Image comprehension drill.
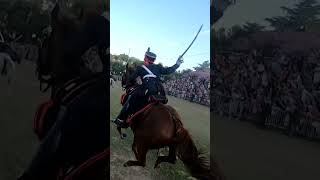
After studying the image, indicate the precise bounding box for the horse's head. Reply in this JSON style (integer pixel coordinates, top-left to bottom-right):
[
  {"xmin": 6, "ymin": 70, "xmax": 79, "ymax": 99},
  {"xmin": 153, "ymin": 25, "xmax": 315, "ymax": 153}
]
[{"xmin": 122, "ymin": 63, "xmax": 138, "ymax": 89}]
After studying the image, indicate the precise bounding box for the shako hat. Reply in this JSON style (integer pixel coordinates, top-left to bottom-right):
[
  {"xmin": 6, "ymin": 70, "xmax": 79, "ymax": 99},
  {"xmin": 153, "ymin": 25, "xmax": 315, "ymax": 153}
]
[{"xmin": 145, "ymin": 47, "xmax": 156, "ymax": 60}]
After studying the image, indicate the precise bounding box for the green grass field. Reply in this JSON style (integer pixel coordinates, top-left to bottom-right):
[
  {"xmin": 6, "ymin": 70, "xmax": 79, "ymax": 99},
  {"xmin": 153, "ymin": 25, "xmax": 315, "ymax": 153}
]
[
  {"xmin": 214, "ymin": 114, "xmax": 320, "ymax": 180},
  {"xmin": 0, "ymin": 61, "xmax": 49, "ymax": 180},
  {"xmin": 110, "ymin": 82, "xmax": 210, "ymax": 180},
  {"xmin": 2, "ymin": 62, "xmax": 320, "ymax": 180}
]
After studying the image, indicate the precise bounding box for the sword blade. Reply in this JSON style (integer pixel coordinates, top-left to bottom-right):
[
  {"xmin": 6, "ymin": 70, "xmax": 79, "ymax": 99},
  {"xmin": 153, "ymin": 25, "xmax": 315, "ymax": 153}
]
[{"xmin": 180, "ymin": 24, "xmax": 203, "ymax": 57}]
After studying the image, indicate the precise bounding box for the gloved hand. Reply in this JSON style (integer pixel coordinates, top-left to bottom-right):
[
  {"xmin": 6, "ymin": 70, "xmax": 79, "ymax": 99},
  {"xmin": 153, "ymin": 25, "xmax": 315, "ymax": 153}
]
[{"xmin": 176, "ymin": 56, "xmax": 184, "ymax": 66}]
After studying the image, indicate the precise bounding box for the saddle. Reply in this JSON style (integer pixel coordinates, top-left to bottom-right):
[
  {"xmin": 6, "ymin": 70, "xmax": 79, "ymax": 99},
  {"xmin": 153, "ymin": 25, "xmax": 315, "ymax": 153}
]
[
  {"xmin": 33, "ymin": 73, "xmax": 103, "ymax": 140},
  {"xmin": 120, "ymin": 85, "xmax": 139, "ymax": 105},
  {"xmin": 124, "ymin": 95, "xmax": 168, "ymax": 126},
  {"xmin": 148, "ymin": 95, "xmax": 168, "ymax": 104}
]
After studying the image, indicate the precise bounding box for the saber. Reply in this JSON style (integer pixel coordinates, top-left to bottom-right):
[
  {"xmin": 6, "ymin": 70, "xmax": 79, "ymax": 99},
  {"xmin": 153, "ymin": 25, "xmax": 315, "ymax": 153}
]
[{"xmin": 180, "ymin": 24, "xmax": 203, "ymax": 57}]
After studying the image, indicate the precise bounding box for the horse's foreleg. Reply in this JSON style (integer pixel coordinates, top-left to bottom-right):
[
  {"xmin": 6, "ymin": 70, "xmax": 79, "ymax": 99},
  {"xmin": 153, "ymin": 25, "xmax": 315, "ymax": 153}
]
[
  {"xmin": 154, "ymin": 145, "xmax": 177, "ymax": 168},
  {"xmin": 124, "ymin": 140, "xmax": 148, "ymax": 167}
]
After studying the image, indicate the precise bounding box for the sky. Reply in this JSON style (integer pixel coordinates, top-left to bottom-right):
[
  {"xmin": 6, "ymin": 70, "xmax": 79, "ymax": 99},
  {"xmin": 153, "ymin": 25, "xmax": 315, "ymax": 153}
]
[
  {"xmin": 215, "ymin": 0, "xmax": 301, "ymax": 29},
  {"xmin": 110, "ymin": 0, "xmax": 210, "ymax": 70}
]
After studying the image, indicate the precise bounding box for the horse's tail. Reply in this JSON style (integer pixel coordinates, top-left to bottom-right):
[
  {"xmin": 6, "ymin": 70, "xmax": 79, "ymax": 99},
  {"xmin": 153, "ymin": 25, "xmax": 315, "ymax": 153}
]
[
  {"xmin": 175, "ymin": 128, "xmax": 213, "ymax": 180},
  {"xmin": 165, "ymin": 106, "xmax": 220, "ymax": 180}
]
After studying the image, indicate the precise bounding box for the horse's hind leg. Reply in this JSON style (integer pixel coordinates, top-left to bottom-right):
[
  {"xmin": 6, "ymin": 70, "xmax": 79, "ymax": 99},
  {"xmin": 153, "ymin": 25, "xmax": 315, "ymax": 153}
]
[
  {"xmin": 154, "ymin": 145, "xmax": 177, "ymax": 168},
  {"xmin": 124, "ymin": 140, "xmax": 148, "ymax": 167}
]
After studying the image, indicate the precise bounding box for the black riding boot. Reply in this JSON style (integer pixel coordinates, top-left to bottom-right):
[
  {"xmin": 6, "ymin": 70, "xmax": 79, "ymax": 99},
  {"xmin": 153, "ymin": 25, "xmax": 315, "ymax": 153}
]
[{"xmin": 112, "ymin": 95, "xmax": 131, "ymax": 126}]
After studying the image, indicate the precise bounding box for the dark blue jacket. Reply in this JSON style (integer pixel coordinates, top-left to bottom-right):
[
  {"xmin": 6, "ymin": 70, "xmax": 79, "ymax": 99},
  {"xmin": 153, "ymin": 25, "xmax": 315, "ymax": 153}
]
[
  {"xmin": 129, "ymin": 63, "xmax": 179, "ymax": 95},
  {"xmin": 129, "ymin": 63, "xmax": 179, "ymax": 82}
]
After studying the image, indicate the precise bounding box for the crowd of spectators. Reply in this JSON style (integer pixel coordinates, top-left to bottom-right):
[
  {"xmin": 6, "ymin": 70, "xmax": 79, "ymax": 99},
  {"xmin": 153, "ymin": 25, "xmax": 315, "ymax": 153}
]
[
  {"xmin": 211, "ymin": 49, "xmax": 320, "ymax": 138},
  {"xmin": 164, "ymin": 72, "xmax": 210, "ymax": 106},
  {"xmin": 7, "ymin": 41, "xmax": 102, "ymax": 73}
]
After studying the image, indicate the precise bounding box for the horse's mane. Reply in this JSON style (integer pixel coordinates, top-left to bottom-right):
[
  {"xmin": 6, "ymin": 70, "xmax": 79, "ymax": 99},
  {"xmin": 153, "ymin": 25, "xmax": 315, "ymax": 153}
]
[{"xmin": 123, "ymin": 63, "xmax": 139, "ymax": 87}]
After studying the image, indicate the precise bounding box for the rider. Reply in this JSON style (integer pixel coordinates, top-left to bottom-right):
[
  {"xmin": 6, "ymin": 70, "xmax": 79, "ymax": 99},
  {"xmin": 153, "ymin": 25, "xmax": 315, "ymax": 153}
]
[
  {"xmin": 112, "ymin": 48, "xmax": 184, "ymax": 127},
  {"xmin": 18, "ymin": 1, "xmax": 109, "ymax": 179}
]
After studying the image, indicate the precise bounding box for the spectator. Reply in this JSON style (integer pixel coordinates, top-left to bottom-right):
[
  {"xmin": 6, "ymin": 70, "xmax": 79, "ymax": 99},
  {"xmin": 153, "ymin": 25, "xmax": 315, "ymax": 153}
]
[
  {"xmin": 211, "ymin": 49, "xmax": 320, "ymax": 138},
  {"xmin": 164, "ymin": 71, "xmax": 210, "ymax": 106}
]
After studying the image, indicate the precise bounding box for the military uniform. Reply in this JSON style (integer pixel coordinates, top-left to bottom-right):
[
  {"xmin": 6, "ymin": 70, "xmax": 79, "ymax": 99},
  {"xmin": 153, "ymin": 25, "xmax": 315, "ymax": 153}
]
[{"xmin": 112, "ymin": 48, "xmax": 183, "ymax": 127}]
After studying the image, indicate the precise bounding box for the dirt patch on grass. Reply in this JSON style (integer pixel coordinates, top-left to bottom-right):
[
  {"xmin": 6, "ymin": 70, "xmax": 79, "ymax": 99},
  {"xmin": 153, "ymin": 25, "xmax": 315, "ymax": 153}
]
[{"xmin": 110, "ymin": 151, "xmax": 153, "ymax": 180}]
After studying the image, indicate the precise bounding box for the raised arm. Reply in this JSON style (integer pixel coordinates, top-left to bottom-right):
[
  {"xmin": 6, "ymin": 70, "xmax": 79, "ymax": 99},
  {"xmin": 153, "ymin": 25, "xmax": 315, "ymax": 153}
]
[{"xmin": 159, "ymin": 56, "xmax": 184, "ymax": 75}]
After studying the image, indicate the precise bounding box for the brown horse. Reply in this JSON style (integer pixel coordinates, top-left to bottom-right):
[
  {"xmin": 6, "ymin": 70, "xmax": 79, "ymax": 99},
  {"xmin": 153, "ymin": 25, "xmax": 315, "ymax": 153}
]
[
  {"xmin": 117, "ymin": 63, "xmax": 214, "ymax": 180},
  {"xmin": 29, "ymin": 2, "xmax": 109, "ymax": 180}
]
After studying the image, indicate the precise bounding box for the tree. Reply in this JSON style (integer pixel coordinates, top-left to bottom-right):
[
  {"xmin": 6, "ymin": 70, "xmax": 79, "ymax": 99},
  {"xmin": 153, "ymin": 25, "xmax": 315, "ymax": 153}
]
[
  {"xmin": 128, "ymin": 57, "xmax": 142, "ymax": 64},
  {"xmin": 265, "ymin": 0, "xmax": 320, "ymax": 31},
  {"xmin": 111, "ymin": 54, "xmax": 119, "ymax": 61},
  {"xmin": 242, "ymin": 22, "xmax": 265, "ymax": 35},
  {"xmin": 111, "ymin": 61, "xmax": 125, "ymax": 75},
  {"xmin": 194, "ymin": 60, "xmax": 210, "ymax": 71},
  {"xmin": 1, "ymin": 0, "xmax": 50, "ymax": 42},
  {"xmin": 265, "ymin": 16, "xmax": 291, "ymax": 32},
  {"xmin": 228, "ymin": 24, "xmax": 244, "ymax": 38},
  {"xmin": 182, "ymin": 69, "xmax": 192, "ymax": 74},
  {"xmin": 117, "ymin": 53, "xmax": 129, "ymax": 63},
  {"xmin": 111, "ymin": 54, "xmax": 143, "ymax": 74}
]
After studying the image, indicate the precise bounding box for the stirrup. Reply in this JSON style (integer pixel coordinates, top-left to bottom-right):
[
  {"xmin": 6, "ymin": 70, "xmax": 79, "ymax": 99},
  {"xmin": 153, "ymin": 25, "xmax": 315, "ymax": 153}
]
[{"xmin": 112, "ymin": 118, "xmax": 124, "ymax": 126}]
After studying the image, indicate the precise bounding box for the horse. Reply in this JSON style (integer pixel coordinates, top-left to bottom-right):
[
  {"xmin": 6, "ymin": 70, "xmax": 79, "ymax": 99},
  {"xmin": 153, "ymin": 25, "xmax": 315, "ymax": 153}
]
[
  {"xmin": 116, "ymin": 62, "xmax": 214, "ymax": 180},
  {"xmin": 29, "ymin": 2, "xmax": 109, "ymax": 180}
]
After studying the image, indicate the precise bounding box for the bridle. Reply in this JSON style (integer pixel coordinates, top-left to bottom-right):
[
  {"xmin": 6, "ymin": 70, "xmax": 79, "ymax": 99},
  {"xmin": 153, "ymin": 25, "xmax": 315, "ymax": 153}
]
[{"xmin": 122, "ymin": 68, "xmax": 138, "ymax": 92}]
